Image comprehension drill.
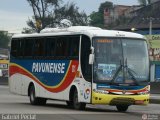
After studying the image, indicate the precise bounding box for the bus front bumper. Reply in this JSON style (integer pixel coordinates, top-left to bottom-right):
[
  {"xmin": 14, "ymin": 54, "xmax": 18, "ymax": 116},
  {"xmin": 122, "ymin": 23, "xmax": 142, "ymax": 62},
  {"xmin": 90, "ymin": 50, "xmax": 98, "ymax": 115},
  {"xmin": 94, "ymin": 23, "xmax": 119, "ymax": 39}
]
[{"xmin": 92, "ymin": 91, "xmax": 149, "ymax": 105}]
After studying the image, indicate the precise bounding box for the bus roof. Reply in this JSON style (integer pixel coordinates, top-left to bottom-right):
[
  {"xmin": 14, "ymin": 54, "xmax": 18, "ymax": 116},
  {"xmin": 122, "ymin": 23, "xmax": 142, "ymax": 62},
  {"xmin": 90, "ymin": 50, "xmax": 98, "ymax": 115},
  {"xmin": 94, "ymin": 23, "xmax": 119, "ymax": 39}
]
[{"xmin": 12, "ymin": 26, "xmax": 145, "ymax": 39}]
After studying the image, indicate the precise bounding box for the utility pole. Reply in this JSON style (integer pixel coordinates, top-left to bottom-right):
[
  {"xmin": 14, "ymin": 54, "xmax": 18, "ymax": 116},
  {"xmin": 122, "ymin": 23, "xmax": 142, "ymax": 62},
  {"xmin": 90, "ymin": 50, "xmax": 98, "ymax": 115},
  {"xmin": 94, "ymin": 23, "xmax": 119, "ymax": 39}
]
[
  {"xmin": 143, "ymin": 17, "xmax": 160, "ymax": 40},
  {"xmin": 149, "ymin": 17, "xmax": 153, "ymax": 39}
]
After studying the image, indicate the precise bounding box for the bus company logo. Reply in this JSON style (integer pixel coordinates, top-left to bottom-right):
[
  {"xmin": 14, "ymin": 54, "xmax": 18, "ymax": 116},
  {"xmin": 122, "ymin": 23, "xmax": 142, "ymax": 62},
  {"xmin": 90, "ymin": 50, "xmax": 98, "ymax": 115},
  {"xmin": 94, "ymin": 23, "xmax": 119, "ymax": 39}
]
[
  {"xmin": 84, "ymin": 89, "xmax": 90, "ymax": 99},
  {"xmin": 32, "ymin": 62, "xmax": 65, "ymax": 74}
]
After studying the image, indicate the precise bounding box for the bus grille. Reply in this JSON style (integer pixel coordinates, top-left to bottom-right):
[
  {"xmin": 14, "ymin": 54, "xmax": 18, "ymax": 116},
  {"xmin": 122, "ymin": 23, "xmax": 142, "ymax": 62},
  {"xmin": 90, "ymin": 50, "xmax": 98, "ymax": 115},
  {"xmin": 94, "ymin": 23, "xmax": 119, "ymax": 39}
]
[{"xmin": 110, "ymin": 97, "xmax": 135, "ymax": 105}]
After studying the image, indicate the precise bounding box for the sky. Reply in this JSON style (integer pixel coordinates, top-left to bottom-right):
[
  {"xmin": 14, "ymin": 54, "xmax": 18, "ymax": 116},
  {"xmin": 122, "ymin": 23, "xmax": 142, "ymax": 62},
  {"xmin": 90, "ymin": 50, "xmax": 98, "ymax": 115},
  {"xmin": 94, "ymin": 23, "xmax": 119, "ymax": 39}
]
[{"xmin": 0, "ymin": 0, "xmax": 139, "ymax": 33}]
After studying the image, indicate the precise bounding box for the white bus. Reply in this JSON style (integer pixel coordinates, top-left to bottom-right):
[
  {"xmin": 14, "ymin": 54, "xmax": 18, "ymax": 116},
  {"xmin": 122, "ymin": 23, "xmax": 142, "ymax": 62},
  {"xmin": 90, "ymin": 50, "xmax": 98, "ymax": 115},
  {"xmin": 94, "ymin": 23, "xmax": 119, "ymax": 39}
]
[{"xmin": 9, "ymin": 26, "xmax": 150, "ymax": 112}]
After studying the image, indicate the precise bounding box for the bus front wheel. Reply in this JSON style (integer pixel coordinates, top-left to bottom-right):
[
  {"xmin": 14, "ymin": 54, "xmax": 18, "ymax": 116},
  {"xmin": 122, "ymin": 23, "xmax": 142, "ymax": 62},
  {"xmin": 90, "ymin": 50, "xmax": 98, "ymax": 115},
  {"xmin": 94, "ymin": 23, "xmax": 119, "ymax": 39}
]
[
  {"xmin": 116, "ymin": 105, "xmax": 128, "ymax": 112},
  {"xmin": 72, "ymin": 89, "xmax": 86, "ymax": 110},
  {"xmin": 29, "ymin": 85, "xmax": 46, "ymax": 105}
]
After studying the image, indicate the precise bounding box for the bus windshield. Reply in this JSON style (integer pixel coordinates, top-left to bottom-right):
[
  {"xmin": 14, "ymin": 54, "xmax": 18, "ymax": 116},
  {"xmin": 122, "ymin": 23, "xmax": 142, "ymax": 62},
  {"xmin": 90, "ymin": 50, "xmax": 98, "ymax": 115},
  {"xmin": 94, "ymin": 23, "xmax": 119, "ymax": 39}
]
[{"xmin": 93, "ymin": 37, "xmax": 149, "ymax": 85}]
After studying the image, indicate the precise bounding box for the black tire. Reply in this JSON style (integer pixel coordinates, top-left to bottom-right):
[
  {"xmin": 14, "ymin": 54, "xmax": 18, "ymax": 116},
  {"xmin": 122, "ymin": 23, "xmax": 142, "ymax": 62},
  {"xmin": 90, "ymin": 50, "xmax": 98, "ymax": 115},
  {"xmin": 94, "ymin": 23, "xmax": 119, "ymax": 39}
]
[
  {"xmin": 29, "ymin": 85, "xmax": 47, "ymax": 105},
  {"xmin": 72, "ymin": 89, "xmax": 86, "ymax": 110},
  {"xmin": 116, "ymin": 105, "xmax": 128, "ymax": 112},
  {"xmin": 66, "ymin": 101, "xmax": 73, "ymax": 108}
]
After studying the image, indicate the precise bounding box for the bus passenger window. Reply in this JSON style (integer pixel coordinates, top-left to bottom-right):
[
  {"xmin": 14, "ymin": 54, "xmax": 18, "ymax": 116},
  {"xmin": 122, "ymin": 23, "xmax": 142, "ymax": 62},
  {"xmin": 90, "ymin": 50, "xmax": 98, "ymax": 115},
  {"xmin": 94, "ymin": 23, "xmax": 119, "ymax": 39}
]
[
  {"xmin": 45, "ymin": 37, "xmax": 56, "ymax": 58},
  {"xmin": 50, "ymin": 40, "xmax": 56, "ymax": 56},
  {"xmin": 55, "ymin": 38, "xmax": 64, "ymax": 57},
  {"xmin": 69, "ymin": 37, "xmax": 80, "ymax": 58},
  {"xmin": 11, "ymin": 40, "xmax": 18, "ymax": 57},
  {"xmin": 24, "ymin": 39, "xmax": 33, "ymax": 57},
  {"xmin": 55, "ymin": 37, "xmax": 70, "ymax": 58},
  {"xmin": 33, "ymin": 39, "xmax": 45, "ymax": 57}
]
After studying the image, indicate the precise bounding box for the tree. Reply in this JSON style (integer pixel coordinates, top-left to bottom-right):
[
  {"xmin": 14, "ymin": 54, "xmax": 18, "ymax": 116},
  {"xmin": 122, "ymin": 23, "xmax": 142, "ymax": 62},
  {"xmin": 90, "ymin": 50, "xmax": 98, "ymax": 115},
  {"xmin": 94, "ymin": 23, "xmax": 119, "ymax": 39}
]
[
  {"xmin": 0, "ymin": 32, "xmax": 10, "ymax": 48},
  {"xmin": 54, "ymin": 3, "xmax": 89, "ymax": 26},
  {"xmin": 22, "ymin": 27, "xmax": 35, "ymax": 34},
  {"xmin": 26, "ymin": 0, "xmax": 61, "ymax": 32},
  {"xmin": 89, "ymin": 1, "xmax": 113, "ymax": 28},
  {"xmin": 90, "ymin": 1, "xmax": 113, "ymax": 28},
  {"xmin": 90, "ymin": 11, "xmax": 104, "ymax": 28},
  {"xmin": 99, "ymin": 1, "xmax": 113, "ymax": 14},
  {"xmin": 26, "ymin": 0, "xmax": 88, "ymax": 32}
]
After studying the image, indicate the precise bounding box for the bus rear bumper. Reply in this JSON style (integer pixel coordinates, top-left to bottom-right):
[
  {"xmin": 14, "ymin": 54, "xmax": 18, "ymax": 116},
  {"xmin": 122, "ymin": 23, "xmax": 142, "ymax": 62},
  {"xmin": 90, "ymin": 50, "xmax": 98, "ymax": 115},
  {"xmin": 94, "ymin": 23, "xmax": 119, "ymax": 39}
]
[{"xmin": 92, "ymin": 91, "xmax": 149, "ymax": 105}]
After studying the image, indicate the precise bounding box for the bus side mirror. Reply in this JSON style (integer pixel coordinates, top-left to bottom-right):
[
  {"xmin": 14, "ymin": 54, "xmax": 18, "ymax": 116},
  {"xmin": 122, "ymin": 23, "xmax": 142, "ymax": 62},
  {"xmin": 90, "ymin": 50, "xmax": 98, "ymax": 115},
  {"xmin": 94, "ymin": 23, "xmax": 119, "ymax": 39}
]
[{"xmin": 89, "ymin": 54, "xmax": 94, "ymax": 65}]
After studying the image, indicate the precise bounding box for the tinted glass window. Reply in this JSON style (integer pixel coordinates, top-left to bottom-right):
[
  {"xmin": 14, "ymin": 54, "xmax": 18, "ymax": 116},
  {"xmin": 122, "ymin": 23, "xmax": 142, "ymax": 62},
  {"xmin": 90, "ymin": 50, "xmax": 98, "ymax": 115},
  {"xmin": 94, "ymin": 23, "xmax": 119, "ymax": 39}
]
[
  {"xmin": 33, "ymin": 38, "xmax": 45, "ymax": 57},
  {"xmin": 24, "ymin": 39, "xmax": 34, "ymax": 57},
  {"xmin": 11, "ymin": 39, "xmax": 24, "ymax": 58},
  {"xmin": 11, "ymin": 39, "xmax": 18, "ymax": 57},
  {"xmin": 81, "ymin": 35, "xmax": 91, "ymax": 82}
]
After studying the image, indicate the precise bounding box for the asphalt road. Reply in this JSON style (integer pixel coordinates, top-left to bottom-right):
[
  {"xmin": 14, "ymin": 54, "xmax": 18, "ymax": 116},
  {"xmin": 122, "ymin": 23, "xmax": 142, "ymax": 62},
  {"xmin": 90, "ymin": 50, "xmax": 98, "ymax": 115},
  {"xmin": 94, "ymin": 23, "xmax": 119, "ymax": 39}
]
[{"xmin": 0, "ymin": 85, "xmax": 160, "ymax": 120}]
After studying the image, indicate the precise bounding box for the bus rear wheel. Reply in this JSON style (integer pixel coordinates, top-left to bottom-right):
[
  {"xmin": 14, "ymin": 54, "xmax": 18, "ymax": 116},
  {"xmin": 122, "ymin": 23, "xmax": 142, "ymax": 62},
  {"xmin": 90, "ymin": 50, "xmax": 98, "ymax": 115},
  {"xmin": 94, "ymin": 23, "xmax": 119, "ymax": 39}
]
[
  {"xmin": 72, "ymin": 89, "xmax": 86, "ymax": 110},
  {"xmin": 66, "ymin": 101, "xmax": 73, "ymax": 108},
  {"xmin": 116, "ymin": 105, "xmax": 128, "ymax": 112},
  {"xmin": 29, "ymin": 85, "xmax": 47, "ymax": 105}
]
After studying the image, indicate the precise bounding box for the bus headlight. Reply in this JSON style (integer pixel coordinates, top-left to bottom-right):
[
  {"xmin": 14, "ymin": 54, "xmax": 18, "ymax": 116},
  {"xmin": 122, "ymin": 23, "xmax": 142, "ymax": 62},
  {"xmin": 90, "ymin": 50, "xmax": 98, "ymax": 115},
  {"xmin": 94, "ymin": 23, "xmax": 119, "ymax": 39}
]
[
  {"xmin": 138, "ymin": 91, "xmax": 149, "ymax": 95},
  {"xmin": 93, "ymin": 89, "xmax": 109, "ymax": 94},
  {"xmin": 138, "ymin": 85, "xmax": 150, "ymax": 95}
]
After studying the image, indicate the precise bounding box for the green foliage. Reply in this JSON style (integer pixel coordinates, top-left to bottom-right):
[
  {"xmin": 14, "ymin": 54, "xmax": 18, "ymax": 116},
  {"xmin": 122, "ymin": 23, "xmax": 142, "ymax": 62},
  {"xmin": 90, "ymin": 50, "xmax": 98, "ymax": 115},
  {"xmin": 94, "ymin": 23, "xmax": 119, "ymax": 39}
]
[
  {"xmin": 89, "ymin": 1, "xmax": 113, "ymax": 28},
  {"xmin": 26, "ymin": 0, "xmax": 61, "ymax": 32},
  {"xmin": 53, "ymin": 2, "xmax": 89, "ymax": 26},
  {"xmin": 22, "ymin": 28, "xmax": 34, "ymax": 34},
  {"xmin": 98, "ymin": 1, "xmax": 113, "ymax": 14},
  {"xmin": 26, "ymin": 0, "xmax": 88, "ymax": 32},
  {"xmin": 0, "ymin": 32, "xmax": 10, "ymax": 48},
  {"xmin": 89, "ymin": 12, "xmax": 104, "ymax": 28}
]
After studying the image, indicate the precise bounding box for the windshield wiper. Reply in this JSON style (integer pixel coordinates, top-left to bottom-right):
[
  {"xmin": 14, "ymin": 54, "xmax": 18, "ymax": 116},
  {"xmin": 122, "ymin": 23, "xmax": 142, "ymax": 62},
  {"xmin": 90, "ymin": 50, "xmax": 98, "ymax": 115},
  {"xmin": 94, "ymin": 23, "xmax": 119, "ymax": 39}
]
[
  {"xmin": 110, "ymin": 60, "xmax": 123, "ymax": 85},
  {"xmin": 110, "ymin": 59, "xmax": 140, "ymax": 86},
  {"xmin": 124, "ymin": 58, "xmax": 140, "ymax": 85}
]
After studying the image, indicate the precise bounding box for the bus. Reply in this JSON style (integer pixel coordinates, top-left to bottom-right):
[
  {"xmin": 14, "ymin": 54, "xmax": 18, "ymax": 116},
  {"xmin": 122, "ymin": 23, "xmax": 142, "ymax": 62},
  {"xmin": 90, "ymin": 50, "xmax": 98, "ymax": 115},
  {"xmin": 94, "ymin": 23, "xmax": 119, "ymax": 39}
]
[{"xmin": 9, "ymin": 26, "xmax": 150, "ymax": 112}]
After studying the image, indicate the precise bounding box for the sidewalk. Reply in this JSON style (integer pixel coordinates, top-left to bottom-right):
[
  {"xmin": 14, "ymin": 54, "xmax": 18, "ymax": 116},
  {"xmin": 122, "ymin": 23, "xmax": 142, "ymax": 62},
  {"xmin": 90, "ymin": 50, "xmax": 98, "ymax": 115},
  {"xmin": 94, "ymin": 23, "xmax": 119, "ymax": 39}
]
[{"xmin": 150, "ymin": 94, "xmax": 160, "ymax": 104}]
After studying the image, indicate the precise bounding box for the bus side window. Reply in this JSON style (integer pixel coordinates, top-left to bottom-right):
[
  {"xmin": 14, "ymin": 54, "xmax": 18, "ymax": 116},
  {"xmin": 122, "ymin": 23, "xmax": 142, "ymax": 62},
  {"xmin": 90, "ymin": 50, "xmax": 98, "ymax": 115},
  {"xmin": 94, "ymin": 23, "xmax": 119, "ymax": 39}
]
[
  {"xmin": 33, "ymin": 38, "xmax": 45, "ymax": 57},
  {"xmin": 50, "ymin": 38, "xmax": 56, "ymax": 57},
  {"xmin": 63, "ymin": 37, "xmax": 69, "ymax": 57},
  {"xmin": 69, "ymin": 36, "xmax": 80, "ymax": 59},
  {"xmin": 55, "ymin": 38, "xmax": 63, "ymax": 57},
  {"xmin": 11, "ymin": 39, "xmax": 18, "ymax": 57},
  {"xmin": 55, "ymin": 37, "xmax": 71, "ymax": 58},
  {"xmin": 81, "ymin": 35, "xmax": 92, "ymax": 82},
  {"xmin": 11, "ymin": 39, "xmax": 24, "ymax": 58},
  {"xmin": 45, "ymin": 37, "xmax": 56, "ymax": 58},
  {"xmin": 17, "ymin": 39, "xmax": 24, "ymax": 58},
  {"xmin": 23, "ymin": 39, "xmax": 34, "ymax": 58}
]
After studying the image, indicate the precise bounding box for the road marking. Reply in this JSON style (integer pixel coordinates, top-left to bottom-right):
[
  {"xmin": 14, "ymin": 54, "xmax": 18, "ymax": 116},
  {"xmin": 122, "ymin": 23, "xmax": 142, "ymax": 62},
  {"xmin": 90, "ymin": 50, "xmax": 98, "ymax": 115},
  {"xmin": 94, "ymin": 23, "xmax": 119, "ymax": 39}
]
[{"xmin": 0, "ymin": 85, "xmax": 9, "ymax": 88}]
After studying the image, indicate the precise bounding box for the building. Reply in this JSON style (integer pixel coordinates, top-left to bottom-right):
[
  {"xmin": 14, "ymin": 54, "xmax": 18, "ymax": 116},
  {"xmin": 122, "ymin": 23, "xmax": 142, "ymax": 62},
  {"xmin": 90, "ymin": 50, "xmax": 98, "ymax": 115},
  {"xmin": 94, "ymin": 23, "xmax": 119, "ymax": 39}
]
[{"xmin": 104, "ymin": 5, "xmax": 141, "ymax": 28}]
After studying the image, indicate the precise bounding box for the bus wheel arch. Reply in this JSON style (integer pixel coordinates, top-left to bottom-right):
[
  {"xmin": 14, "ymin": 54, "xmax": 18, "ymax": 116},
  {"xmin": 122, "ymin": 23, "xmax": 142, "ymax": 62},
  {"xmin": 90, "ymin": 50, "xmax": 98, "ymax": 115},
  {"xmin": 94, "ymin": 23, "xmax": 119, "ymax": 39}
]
[
  {"xmin": 66, "ymin": 85, "xmax": 76, "ymax": 107},
  {"xmin": 68, "ymin": 85, "xmax": 86, "ymax": 110},
  {"xmin": 28, "ymin": 82, "xmax": 34, "ymax": 96},
  {"xmin": 28, "ymin": 82, "xmax": 46, "ymax": 105}
]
